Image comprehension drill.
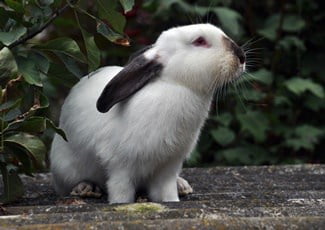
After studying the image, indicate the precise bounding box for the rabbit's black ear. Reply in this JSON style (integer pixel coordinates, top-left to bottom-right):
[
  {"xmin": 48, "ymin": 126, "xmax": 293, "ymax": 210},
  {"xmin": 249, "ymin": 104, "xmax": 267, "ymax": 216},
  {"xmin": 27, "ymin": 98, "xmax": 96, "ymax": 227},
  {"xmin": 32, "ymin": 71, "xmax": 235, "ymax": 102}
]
[{"xmin": 96, "ymin": 53, "xmax": 162, "ymax": 113}]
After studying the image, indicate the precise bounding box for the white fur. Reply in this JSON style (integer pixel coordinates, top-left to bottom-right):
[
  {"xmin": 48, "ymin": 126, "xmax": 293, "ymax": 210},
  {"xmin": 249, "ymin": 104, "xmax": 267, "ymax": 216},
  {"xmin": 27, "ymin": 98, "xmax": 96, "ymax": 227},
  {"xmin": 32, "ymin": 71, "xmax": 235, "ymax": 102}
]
[{"xmin": 50, "ymin": 24, "xmax": 244, "ymax": 204}]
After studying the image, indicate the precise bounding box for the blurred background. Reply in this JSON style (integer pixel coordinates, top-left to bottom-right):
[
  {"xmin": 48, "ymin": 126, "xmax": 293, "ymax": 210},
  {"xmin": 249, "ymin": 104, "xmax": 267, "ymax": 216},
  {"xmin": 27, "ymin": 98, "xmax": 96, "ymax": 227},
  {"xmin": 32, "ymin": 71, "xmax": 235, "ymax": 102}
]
[
  {"xmin": 54, "ymin": 0, "xmax": 325, "ymax": 166},
  {"xmin": 1, "ymin": 0, "xmax": 324, "ymax": 176}
]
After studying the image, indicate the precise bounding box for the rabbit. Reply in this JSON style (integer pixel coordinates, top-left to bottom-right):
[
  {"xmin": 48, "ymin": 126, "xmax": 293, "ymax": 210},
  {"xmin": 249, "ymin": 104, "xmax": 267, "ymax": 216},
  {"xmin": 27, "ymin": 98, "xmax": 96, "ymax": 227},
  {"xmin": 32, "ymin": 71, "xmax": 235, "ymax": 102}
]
[{"xmin": 50, "ymin": 23, "xmax": 246, "ymax": 204}]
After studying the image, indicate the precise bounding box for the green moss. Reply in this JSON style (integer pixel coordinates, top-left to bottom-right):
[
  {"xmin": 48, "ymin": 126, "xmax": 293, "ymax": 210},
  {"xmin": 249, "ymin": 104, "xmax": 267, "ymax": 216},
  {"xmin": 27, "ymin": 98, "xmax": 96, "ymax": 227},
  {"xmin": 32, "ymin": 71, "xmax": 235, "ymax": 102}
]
[{"xmin": 113, "ymin": 202, "xmax": 167, "ymax": 213}]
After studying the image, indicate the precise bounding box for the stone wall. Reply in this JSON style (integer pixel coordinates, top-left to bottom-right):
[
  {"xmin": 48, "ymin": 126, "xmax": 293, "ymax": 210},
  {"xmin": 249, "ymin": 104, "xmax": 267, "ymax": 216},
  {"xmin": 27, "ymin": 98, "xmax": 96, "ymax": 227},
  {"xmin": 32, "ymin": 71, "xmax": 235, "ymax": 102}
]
[{"xmin": 0, "ymin": 165, "xmax": 324, "ymax": 229}]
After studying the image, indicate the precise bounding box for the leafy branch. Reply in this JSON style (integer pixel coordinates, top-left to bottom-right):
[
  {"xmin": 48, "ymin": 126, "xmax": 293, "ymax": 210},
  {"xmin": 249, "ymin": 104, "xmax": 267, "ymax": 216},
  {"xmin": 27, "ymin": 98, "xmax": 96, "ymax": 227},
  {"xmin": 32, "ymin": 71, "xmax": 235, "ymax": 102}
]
[
  {"xmin": 8, "ymin": 4, "xmax": 70, "ymax": 49},
  {"xmin": 0, "ymin": 0, "xmax": 135, "ymax": 203}
]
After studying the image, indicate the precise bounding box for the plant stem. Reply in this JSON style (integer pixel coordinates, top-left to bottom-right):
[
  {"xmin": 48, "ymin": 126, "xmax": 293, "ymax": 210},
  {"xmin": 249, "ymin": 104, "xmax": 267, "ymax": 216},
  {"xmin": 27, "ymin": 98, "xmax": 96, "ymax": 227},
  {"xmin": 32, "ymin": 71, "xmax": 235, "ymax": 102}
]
[
  {"xmin": 270, "ymin": 0, "xmax": 286, "ymax": 74},
  {"xmin": 0, "ymin": 90, "xmax": 6, "ymax": 154}
]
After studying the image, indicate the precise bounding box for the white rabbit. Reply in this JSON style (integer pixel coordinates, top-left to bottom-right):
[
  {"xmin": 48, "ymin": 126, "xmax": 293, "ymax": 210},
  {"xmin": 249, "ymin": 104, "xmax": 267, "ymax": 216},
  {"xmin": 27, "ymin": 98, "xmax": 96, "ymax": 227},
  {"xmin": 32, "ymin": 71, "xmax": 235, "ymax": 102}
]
[{"xmin": 50, "ymin": 23, "xmax": 245, "ymax": 204}]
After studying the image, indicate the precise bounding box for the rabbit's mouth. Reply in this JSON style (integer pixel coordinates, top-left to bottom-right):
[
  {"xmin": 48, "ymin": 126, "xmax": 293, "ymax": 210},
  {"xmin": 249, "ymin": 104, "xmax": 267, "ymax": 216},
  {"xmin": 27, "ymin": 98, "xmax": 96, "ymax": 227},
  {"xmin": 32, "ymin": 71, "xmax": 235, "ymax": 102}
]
[
  {"xmin": 227, "ymin": 54, "xmax": 246, "ymax": 82},
  {"xmin": 237, "ymin": 61, "xmax": 246, "ymax": 77},
  {"xmin": 235, "ymin": 64, "xmax": 245, "ymax": 80}
]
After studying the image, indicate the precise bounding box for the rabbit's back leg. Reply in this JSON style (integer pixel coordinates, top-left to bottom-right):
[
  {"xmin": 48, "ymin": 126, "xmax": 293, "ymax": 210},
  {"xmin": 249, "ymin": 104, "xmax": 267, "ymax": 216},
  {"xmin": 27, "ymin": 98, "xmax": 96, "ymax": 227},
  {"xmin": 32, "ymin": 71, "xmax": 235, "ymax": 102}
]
[
  {"xmin": 50, "ymin": 135, "xmax": 106, "ymax": 196},
  {"xmin": 70, "ymin": 181, "xmax": 103, "ymax": 198},
  {"xmin": 177, "ymin": 176, "xmax": 193, "ymax": 196},
  {"xmin": 50, "ymin": 135, "xmax": 80, "ymax": 195}
]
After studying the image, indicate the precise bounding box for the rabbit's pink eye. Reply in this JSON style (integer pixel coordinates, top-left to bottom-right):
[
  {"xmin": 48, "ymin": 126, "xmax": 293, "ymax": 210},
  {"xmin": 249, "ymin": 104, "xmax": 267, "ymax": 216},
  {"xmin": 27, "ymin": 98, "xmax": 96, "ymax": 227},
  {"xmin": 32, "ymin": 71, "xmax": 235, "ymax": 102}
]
[{"xmin": 192, "ymin": 36, "xmax": 209, "ymax": 47}]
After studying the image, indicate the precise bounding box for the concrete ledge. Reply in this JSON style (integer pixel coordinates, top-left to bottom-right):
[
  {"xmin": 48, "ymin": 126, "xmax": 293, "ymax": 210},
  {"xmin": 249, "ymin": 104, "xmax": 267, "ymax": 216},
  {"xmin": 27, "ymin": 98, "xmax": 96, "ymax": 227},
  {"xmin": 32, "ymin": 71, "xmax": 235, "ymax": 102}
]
[{"xmin": 0, "ymin": 165, "xmax": 324, "ymax": 229}]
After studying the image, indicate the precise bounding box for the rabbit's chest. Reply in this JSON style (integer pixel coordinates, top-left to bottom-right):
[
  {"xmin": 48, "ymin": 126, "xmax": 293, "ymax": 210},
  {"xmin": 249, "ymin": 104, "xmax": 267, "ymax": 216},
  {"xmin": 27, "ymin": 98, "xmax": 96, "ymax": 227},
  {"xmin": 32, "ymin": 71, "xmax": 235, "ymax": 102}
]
[
  {"xmin": 94, "ymin": 82, "xmax": 211, "ymax": 167},
  {"xmin": 114, "ymin": 90, "xmax": 208, "ymax": 155}
]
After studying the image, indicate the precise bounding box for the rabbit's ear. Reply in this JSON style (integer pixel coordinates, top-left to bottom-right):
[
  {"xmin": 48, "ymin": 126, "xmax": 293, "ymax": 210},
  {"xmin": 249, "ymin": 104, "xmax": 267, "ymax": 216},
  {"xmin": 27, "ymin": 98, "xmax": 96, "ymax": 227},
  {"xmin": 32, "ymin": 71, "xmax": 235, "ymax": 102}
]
[{"xmin": 96, "ymin": 52, "xmax": 162, "ymax": 113}]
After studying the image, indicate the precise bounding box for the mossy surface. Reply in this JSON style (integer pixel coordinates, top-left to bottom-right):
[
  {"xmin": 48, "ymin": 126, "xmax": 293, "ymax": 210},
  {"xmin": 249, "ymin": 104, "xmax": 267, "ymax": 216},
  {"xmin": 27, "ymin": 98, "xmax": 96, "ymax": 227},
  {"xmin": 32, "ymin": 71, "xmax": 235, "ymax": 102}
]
[
  {"xmin": 0, "ymin": 165, "xmax": 324, "ymax": 229},
  {"xmin": 113, "ymin": 202, "xmax": 167, "ymax": 213}
]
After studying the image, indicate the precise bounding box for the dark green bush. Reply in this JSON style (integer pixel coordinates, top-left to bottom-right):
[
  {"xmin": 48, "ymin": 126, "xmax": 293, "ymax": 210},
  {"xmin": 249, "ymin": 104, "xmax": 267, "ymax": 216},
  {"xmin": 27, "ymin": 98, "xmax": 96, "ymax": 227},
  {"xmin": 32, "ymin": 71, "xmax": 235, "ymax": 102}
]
[
  {"xmin": 136, "ymin": 0, "xmax": 324, "ymax": 166},
  {"xmin": 187, "ymin": 0, "xmax": 325, "ymax": 166},
  {"xmin": 0, "ymin": 0, "xmax": 134, "ymax": 203}
]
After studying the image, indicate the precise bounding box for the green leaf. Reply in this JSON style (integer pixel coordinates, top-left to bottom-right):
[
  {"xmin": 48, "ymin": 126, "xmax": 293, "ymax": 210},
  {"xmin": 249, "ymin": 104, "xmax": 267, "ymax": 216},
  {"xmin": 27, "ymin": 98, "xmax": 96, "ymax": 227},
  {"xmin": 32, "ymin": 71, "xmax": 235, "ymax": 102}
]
[
  {"xmin": 6, "ymin": 145, "xmax": 33, "ymax": 176},
  {"xmin": 213, "ymin": 7, "xmax": 242, "ymax": 37},
  {"xmin": 16, "ymin": 56, "xmax": 42, "ymax": 86},
  {"xmin": 0, "ymin": 47, "xmax": 18, "ymax": 79},
  {"xmin": 75, "ymin": 12, "xmax": 100, "ymax": 72},
  {"xmin": 295, "ymin": 125, "xmax": 324, "ymax": 139},
  {"xmin": 216, "ymin": 145, "xmax": 272, "ymax": 165},
  {"xmin": 54, "ymin": 52, "xmax": 83, "ymax": 78},
  {"xmin": 212, "ymin": 112, "xmax": 233, "ymax": 126},
  {"xmin": 0, "ymin": 164, "xmax": 24, "ymax": 203},
  {"xmin": 29, "ymin": 51, "xmax": 50, "ymax": 74},
  {"xmin": 278, "ymin": 36, "xmax": 306, "ymax": 51},
  {"xmin": 47, "ymin": 63, "xmax": 79, "ymax": 88},
  {"xmin": 96, "ymin": 20, "xmax": 128, "ymax": 45},
  {"xmin": 0, "ymin": 24, "xmax": 27, "ymax": 46},
  {"xmin": 274, "ymin": 95, "xmax": 292, "ymax": 106},
  {"xmin": 46, "ymin": 118, "xmax": 67, "ymax": 141},
  {"xmin": 285, "ymin": 139, "xmax": 309, "ymax": 151},
  {"xmin": 285, "ymin": 125, "xmax": 324, "ymax": 151},
  {"xmin": 284, "ymin": 78, "xmax": 324, "ymax": 98},
  {"xmin": 5, "ymin": 116, "xmax": 47, "ymax": 134},
  {"xmin": 0, "ymin": 99, "xmax": 21, "ymax": 113},
  {"xmin": 241, "ymin": 88, "xmax": 266, "ymax": 102},
  {"xmin": 39, "ymin": 91, "xmax": 50, "ymax": 109},
  {"xmin": 5, "ymin": 133, "xmax": 46, "ymax": 168},
  {"xmin": 6, "ymin": 116, "xmax": 67, "ymax": 141},
  {"xmin": 3, "ymin": 108, "xmax": 21, "ymax": 122},
  {"xmin": 211, "ymin": 127, "xmax": 235, "ymax": 146},
  {"xmin": 82, "ymin": 31, "xmax": 100, "ymax": 72},
  {"xmin": 4, "ymin": 0, "xmax": 24, "ymax": 14},
  {"xmin": 249, "ymin": 68, "xmax": 273, "ymax": 85},
  {"xmin": 24, "ymin": 5, "xmax": 44, "ymax": 25},
  {"xmin": 282, "ymin": 15, "xmax": 306, "ymax": 32},
  {"xmin": 119, "ymin": 0, "xmax": 135, "ymax": 13},
  {"xmin": 14, "ymin": 116, "xmax": 46, "ymax": 133},
  {"xmin": 97, "ymin": 0, "xmax": 126, "ymax": 34},
  {"xmin": 237, "ymin": 111, "xmax": 269, "ymax": 142},
  {"xmin": 258, "ymin": 14, "xmax": 305, "ymax": 41},
  {"xmin": 0, "ymin": 8, "xmax": 10, "ymax": 28},
  {"xmin": 257, "ymin": 14, "xmax": 279, "ymax": 41},
  {"xmin": 36, "ymin": 0, "xmax": 55, "ymax": 7},
  {"xmin": 217, "ymin": 147, "xmax": 251, "ymax": 165},
  {"xmin": 34, "ymin": 38, "xmax": 86, "ymax": 63}
]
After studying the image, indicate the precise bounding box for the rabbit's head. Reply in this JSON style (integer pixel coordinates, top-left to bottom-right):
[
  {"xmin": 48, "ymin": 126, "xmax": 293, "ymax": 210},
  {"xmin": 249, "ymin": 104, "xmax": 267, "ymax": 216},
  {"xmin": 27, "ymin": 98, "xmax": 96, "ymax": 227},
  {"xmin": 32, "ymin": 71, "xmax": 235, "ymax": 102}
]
[{"xmin": 97, "ymin": 23, "xmax": 245, "ymax": 113}]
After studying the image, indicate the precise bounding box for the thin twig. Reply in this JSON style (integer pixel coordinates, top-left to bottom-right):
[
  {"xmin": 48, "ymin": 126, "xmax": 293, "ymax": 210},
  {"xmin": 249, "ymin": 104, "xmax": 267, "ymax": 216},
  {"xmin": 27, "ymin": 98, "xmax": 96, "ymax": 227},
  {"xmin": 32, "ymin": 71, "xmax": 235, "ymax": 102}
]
[
  {"xmin": 245, "ymin": 0, "xmax": 255, "ymax": 35},
  {"xmin": 8, "ymin": 4, "xmax": 70, "ymax": 49}
]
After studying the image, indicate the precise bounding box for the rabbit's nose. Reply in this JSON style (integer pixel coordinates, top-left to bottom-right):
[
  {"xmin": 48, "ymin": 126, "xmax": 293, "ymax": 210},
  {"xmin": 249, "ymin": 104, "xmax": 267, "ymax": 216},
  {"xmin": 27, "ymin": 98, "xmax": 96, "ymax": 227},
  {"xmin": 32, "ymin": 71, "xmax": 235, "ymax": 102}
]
[
  {"xmin": 222, "ymin": 37, "xmax": 246, "ymax": 64},
  {"xmin": 231, "ymin": 42, "xmax": 245, "ymax": 64}
]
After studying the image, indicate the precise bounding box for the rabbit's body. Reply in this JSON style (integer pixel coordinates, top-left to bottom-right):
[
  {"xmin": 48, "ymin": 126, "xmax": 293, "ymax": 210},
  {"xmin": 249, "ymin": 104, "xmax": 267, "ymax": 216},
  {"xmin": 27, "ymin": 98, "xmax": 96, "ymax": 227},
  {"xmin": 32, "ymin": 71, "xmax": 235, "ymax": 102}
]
[
  {"xmin": 51, "ymin": 66, "xmax": 211, "ymax": 202},
  {"xmin": 50, "ymin": 24, "xmax": 245, "ymax": 203}
]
